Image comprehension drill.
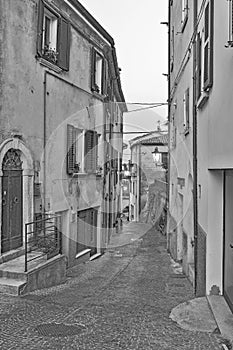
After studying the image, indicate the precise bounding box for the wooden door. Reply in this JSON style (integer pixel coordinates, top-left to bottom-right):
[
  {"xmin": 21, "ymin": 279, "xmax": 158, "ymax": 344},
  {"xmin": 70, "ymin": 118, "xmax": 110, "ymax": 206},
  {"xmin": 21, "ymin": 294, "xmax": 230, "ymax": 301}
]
[
  {"xmin": 1, "ymin": 149, "xmax": 23, "ymax": 253},
  {"xmin": 224, "ymin": 171, "xmax": 233, "ymax": 312},
  {"xmin": 77, "ymin": 208, "xmax": 97, "ymax": 256}
]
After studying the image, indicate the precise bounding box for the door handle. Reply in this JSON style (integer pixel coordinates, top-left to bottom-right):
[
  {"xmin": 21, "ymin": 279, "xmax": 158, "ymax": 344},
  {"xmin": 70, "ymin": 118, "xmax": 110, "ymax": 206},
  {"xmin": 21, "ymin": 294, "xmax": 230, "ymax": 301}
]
[{"xmin": 230, "ymin": 244, "xmax": 233, "ymax": 249}]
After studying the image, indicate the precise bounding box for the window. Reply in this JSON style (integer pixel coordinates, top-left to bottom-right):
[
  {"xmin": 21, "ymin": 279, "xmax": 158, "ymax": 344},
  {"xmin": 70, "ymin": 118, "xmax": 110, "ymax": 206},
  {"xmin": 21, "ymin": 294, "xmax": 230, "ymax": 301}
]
[
  {"xmin": 91, "ymin": 49, "xmax": 106, "ymax": 95},
  {"xmin": 181, "ymin": 0, "xmax": 188, "ymax": 31},
  {"xmin": 171, "ymin": 115, "xmax": 176, "ymax": 149},
  {"xmin": 203, "ymin": 0, "xmax": 214, "ymax": 91},
  {"xmin": 170, "ymin": 26, "xmax": 175, "ymax": 72},
  {"xmin": 67, "ymin": 125, "xmax": 98, "ymax": 175},
  {"xmin": 195, "ymin": 33, "xmax": 202, "ymax": 101},
  {"xmin": 37, "ymin": 0, "xmax": 70, "ymax": 70},
  {"xmin": 227, "ymin": 0, "xmax": 233, "ymax": 46},
  {"xmin": 183, "ymin": 88, "xmax": 190, "ymax": 134},
  {"xmin": 195, "ymin": 0, "xmax": 214, "ymax": 107}
]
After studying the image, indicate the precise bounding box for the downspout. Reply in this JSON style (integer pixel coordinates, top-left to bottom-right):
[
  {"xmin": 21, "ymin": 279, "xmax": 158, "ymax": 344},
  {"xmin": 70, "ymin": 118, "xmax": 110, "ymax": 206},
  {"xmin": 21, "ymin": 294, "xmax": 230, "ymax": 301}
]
[
  {"xmin": 43, "ymin": 72, "xmax": 47, "ymax": 216},
  {"xmin": 192, "ymin": 0, "xmax": 198, "ymax": 295},
  {"xmin": 167, "ymin": 0, "xmax": 171, "ymax": 242}
]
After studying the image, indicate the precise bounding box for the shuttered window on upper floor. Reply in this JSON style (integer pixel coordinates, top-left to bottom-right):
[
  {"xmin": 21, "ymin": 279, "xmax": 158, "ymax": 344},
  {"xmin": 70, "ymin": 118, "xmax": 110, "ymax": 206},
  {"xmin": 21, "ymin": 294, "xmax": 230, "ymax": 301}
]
[
  {"xmin": 37, "ymin": 0, "xmax": 70, "ymax": 70},
  {"xmin": 183, "ymin": 88, "xmax": 190, "ymax": 134},
  {"xmin": 195, "ymin": 33, "xmax": 202, "ymax": 101},
  {"xmin": 91, "ymin": 48, "xmax": 107, "ymax": 95},
  {"xmin": 67, "ymin": 125, "xmax": 98, "ymax": 175},
  {"xmin": 181, "ymin": 0, "xmax": 188, "ymax": 32},
  {"xmin": 203, "ymin": 0, "xmax": 214, "ymax": 91},
  {"xmin": 227, "ymin": 0, "xmax": 233, "ymax": 46}
]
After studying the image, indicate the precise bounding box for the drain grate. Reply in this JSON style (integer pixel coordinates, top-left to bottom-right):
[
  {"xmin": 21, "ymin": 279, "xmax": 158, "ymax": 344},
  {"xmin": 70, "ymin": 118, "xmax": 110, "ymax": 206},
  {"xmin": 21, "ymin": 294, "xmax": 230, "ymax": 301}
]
[{"xmin": 35, "ymin": 323, "xmax": 86, "ymax": 337}]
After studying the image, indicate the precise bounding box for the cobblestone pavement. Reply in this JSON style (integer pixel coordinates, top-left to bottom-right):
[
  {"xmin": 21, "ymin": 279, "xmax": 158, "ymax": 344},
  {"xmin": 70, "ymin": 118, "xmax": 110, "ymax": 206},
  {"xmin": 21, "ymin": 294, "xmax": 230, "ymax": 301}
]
[{"xmin": 0, "ymin": 225, "xmax": 227, "ymax": 349}]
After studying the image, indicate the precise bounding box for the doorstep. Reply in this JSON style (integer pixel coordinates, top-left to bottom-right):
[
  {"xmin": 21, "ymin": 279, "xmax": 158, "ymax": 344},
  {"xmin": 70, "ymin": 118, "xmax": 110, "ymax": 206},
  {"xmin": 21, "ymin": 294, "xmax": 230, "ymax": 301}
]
[{"xmin": 207, "ymin": 295, "xmax": 233, "ymax": 344}]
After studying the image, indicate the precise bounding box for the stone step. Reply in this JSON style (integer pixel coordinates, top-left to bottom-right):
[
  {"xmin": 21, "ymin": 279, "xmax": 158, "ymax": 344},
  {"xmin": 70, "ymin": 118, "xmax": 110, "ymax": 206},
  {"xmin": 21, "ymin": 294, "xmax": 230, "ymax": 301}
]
[
  {"xmin": 0, "ymin": 247, "xmax": 25, "ymax": 265},
  {"xmin": 0, "ymin": 277, "xmax": 26, "ymax": 296},
  {"xmin": 0, "ymin": 252, "xmax": 47, "ymax": 281},
  {"xmin": 0, "ymin": 270, "xmax": 26, "ymax": 281}
]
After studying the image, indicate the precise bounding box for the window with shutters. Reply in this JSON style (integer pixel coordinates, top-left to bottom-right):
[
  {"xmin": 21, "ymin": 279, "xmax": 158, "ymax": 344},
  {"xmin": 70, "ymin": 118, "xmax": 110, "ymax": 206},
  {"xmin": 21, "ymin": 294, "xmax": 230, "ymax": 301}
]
[
  {"xmin": 227, "ymin": 0, "xmax": 233, "ymax": 47},
  {"xmin": 196, "ymin": 0, "xmax": 214, "ymax": 108},
  {"xmin": 203, "ymin": 0, "xmax": 214, "ymax": 91},
  {"xmin": 171, "ymin": 114, "xmax": 176, "ymax": 149},
  {"xmin": 91, "ymin": 48, "xmax": 106, "ymax": 95},
  {"xmin": 170, "ymin": 26, "xmax": 175, "ymax": 72},
  {"xmin": 67, "ymin": 125, "xmax": 98, "ymax": 175},
  {"xmin": 183, "ymin": 88, "xmax": 190, "ymax": 134},
  {"xmin": 37, "ymin": 0, "xmax": 70, "ymax": 70},
  {"xmin": 195, "ymin": 33, "xmax": 202, "ymax": 101},
  {"xmin": 181, "ymin": 0, "xmax": 188, "ymax": 31}
]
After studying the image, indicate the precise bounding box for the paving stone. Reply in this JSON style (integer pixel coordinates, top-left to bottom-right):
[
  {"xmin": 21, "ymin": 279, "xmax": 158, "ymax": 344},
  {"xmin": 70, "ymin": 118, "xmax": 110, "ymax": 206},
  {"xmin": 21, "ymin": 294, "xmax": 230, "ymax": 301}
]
[{"xmin": 0, "ymin": 225, "xmax": 225, "ymax": 349}]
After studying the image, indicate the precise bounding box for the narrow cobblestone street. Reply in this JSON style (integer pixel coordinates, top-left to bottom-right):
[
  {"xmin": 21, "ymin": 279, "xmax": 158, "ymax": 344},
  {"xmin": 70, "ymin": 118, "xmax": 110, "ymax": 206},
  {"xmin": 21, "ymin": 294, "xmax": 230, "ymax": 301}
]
[{"xmin": 0, "ymin": 223, "xmax": 226, "ymax": 349}]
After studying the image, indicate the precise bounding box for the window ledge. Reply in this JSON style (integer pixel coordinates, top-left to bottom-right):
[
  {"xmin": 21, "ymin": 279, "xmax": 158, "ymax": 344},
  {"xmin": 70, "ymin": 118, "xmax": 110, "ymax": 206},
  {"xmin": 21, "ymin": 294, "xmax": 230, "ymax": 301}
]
[
  {"xmin": 72, "ymin": 172, "xmax": 87, "ymax": 177},
  {"xmin": 197, "ymin": 91, "xmax": 209, "ymax": 110},
  {"xmin": 91, "ymin": 90, "xmax": 106, "ymax": 101},
  {"xmin": 37, "ymin": 57, "xmax": 62, "ymax": 74}
]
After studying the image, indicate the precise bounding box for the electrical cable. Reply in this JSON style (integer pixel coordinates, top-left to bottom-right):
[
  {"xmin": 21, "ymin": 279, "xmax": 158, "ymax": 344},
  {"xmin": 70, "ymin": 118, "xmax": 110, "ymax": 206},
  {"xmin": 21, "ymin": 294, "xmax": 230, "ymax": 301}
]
[{"xmin": 124, "ymin": 104, "xmax": 167, "ymax": 113}]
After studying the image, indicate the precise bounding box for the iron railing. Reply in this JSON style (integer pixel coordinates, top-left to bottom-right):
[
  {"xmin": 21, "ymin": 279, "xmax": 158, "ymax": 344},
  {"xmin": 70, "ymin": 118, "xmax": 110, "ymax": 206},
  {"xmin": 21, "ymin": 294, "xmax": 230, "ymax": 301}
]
[{"xmin": 25, "ymin": 214, "xmax": 61, "ymax": 272}]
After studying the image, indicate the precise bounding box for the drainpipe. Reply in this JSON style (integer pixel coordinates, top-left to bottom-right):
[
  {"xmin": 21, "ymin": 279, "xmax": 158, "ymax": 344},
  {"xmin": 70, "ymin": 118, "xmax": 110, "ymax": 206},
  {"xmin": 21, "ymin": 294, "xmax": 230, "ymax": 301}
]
[
  {"xmin": 167, "ymin": 0, "xmax": 171, "ymax": 243},
  {"xmin": 192, "ymin": 0, "xmax": 198, "ymax": 295},
  {"xmin": 43, "ymin": 72, "xmax": 47, "ymax": 216}
]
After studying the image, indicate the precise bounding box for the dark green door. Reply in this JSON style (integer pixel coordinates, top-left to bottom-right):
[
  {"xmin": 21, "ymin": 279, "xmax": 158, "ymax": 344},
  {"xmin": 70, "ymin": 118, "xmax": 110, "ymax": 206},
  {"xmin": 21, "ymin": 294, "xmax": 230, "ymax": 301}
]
[
  {"xmin": 77, "ymin": 208, "xmax": 97, "ymax": 256},
  {"xmin": 1, "ymin": 149, "xmax": 23, "ymax": 253}
]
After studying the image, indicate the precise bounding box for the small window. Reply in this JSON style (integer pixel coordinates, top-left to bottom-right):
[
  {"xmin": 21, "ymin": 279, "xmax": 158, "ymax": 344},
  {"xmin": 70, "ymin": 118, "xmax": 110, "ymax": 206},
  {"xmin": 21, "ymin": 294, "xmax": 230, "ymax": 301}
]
[
  {"xmin": 181, "ymin": 0, "xmax": 188, "ymax": 31},
  {"xmin": 37, "ymin": 0, "xmax": 70, "ymax": 70},
  {"xmin": 183, "ymin": 88, "xmax": 190, "ymax": 134},
  {"xmin": 91, "ymin": 49, "xmax": 106, "ymax": 95},
  {"xmin": 67, "ymin": 125, "xmax": 98, "ymax": 175}
]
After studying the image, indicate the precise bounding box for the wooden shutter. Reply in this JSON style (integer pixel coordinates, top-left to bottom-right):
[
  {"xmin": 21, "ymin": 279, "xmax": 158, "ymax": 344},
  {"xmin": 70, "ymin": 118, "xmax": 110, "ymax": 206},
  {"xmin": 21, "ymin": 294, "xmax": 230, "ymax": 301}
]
[
  {"xmin": 229, "ymin": 0, "xmax": 233, "ymax": 43},
  {"xmin": 37, "ymin": 0, "xmax": 44, "ymax": 56},
  {"xmin": 67, "ymin": 124, "xmax": 76, "ymax": 175},
  {"xmin": 91, "ymin": 48, "xmax": 96, "ymax": 91},
  {"xmin": 196, "ymin": 33, "xmax": 202, "ymax": 101},
  {"xmin": 57, "ymin": 17, "xmax": 70, "ymax": 71},
  {"xmin": 101, "ymin": 59, "xmax": 106, "ymax": 95},
  {"xmin": 94, "ymin": 132, "xmax": 98, "ymax": 170},
  {"xmin": 183, "ymin": 88, "xmax": 189, "ymax": 130},
  {"xmin": 170, "ymin": 26, "xmax": 174, "ymax": 72},
  {"xmin": 203, "ymin": 0, "xmax": 214, "ymax": 91},
  {"xmin": 84, "ymin": 130, "xmax": 95, "ymax": 173}
]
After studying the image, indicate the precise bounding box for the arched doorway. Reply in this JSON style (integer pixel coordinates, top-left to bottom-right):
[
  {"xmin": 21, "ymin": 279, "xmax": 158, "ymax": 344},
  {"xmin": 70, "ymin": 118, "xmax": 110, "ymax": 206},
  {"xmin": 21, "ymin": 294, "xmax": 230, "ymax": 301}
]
[{"xmin": 1, "ymin": 149, "xmax": 23, "ymax": 253}]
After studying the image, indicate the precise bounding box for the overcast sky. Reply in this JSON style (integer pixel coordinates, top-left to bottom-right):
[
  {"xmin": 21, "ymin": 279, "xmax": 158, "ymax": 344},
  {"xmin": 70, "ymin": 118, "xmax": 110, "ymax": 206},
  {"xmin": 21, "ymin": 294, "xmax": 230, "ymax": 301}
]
[{"xmin": 80, "ymin": 0, "xmax": 168, "ymax": 136}]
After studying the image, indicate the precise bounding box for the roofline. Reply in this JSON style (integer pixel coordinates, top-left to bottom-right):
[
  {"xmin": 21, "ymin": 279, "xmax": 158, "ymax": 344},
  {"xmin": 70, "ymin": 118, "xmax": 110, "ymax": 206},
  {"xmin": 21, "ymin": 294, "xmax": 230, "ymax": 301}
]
[
  {"xmin": 66, "ymin": 0, "xmax": 126, "ymax": 108},
  {"xmin": 68, "ymin": 0, "xmax": 115, "ymax": 46}
]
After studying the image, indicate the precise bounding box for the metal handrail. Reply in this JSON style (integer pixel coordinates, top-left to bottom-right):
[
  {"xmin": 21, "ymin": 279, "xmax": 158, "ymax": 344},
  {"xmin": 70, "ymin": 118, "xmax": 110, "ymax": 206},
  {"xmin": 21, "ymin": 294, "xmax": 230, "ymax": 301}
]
[{"xmin": 25, "ymin": 213, "xmax": 61, "ymax": 272}]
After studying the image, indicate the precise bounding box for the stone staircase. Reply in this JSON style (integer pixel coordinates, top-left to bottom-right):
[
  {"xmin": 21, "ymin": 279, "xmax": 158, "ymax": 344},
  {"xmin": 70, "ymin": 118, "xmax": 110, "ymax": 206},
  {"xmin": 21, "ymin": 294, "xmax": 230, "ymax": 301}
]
[{"xmin": 0, "ymin": 249, "xmax": 66, "ymax": 295}]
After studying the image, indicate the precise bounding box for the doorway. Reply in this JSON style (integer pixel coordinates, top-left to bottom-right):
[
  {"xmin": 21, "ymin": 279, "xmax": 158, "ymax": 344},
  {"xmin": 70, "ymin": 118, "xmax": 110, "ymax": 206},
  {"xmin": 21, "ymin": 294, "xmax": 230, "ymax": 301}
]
[
  {"xmin": 77, "ymin": 208, "xmax": 98, "ymax": 256},
  {"xmin": 224, "ymin": 171, "xmax": 233, "ymax": 312},
  {"xmin": 1, "ymin": 149, "xmax": 23, "ymax": 253}
]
